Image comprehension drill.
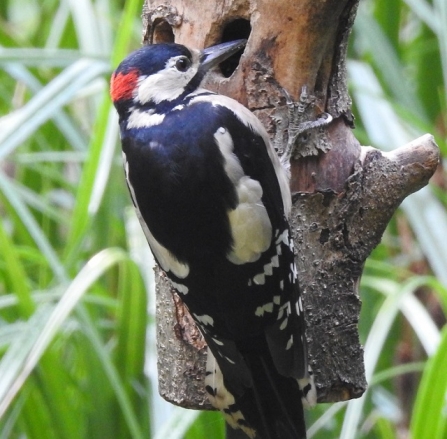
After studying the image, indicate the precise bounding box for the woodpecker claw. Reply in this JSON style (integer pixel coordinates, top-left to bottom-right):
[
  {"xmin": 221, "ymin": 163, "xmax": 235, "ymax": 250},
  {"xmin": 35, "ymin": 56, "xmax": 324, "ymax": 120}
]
[{"xmin": 279, "ymin": 86, "xmax": 333, "ymax": 167}]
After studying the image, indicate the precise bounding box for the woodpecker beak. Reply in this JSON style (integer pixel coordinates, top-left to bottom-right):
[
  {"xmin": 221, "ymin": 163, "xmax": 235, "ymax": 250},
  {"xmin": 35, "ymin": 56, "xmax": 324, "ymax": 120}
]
[{"xmin": 200, "ymin": 39, "xmax": 247, "ymax": 73}]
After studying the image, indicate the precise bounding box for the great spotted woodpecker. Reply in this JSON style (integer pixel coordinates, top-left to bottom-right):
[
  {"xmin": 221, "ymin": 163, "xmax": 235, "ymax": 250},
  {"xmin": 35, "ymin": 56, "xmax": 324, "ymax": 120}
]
[{"xmin": 110, "ymin": 39, "xmax": 316, "ymax": 439}]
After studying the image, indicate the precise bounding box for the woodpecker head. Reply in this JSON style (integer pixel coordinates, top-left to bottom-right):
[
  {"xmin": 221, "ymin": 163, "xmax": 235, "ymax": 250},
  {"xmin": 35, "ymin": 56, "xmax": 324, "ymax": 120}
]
[{"xmin": 110, "ymin": 39, "xmax": 246, "ymax": 114}]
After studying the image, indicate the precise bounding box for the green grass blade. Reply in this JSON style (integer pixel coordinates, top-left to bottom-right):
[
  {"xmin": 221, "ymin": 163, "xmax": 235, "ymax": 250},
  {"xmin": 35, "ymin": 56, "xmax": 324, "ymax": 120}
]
[
  {"xmin": 184, "ymin": 411, "xmax": 225, "ymax": 439},
  {"xmin": 400, "ymin": 192, "xmax": 447, "ymax": 287},
  {"xmin": 0, "ymin": 218, "xmax": 34, "ymax": 317},
  {"xmin": 0, "ymin": 248, "xmax": 128, "ymax": 418},
  {"xmin": 88, "ymin": 110, "xmax": 119, "ymax": 215},
  {"xmin": 340, "ymin": 277, "xmax": 440, "ymax": 439},
  {"xmin": 374, "ymin": 416, "xmax": 397, "ymax": 439},
  {"xmin": 0, "ymin": 304, "xmax": 54, "ymax": 416},
  {"xmin": 75, "ymin": 305, "xmax": 147, "ymax": 439},
  {"xmin": 114, "ymin": 255, "xmax": 149, "ymax": 437},
  {"xmin": 373, "ymin": 0, "xmax": 401, "ymax": 53},
  {"xmin": 0, "ymin": 172, "xmax": 66, "ymax": 283},
  {"xmin": 4, "ymin": 63, "xmax": 87, "ymax": 151},
  {"xmin": 349, "ymin": 61, "xmax": 447, "ymax": 286},
  {"xmin": 154, "ymin": 407, "xmax": 200, "ymax": 439},
  {"xmin": 354, "ymin": 10, "xmax": 427, "ymax": 121},
  {"xmin": 111, "ymin": 0, "xmax": 143, "ymax": 66},
  {"xmin": 63, "ymin": 99, "xmax": 116, "ymax": 263},
  {"xmin": 0, "ymin": 48, "xmax": 85, "ymax": 66},
  {"xmin": 0, "ymin": 58, "xmax": 108, "ymax": 159},
  {"xmin": 433, "ymin": 0, "xmax": 447, "ymax": 106},
  {"xmin": 403, "ymin": 0, "xmax": 439, "ymax": 33},
  {"xmin": 411, "ymin": 326, "xmax": 447, "ymax": 439},
  {"xmin": 69, "ymin": 0, "xmax": 105, "ymax": 55},
  {"xmin": 64, "ymin": 0, "xmax": 142, "ymax": 264}
]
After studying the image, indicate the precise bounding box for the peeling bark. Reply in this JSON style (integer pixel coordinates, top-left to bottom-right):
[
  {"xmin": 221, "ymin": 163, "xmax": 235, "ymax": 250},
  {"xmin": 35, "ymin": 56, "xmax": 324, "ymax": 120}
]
[
  {"xmin": 142, "ymin": 0, "xmax": 440, "ymax": 408},
  {"xmin": 156, "ymin": 269, "xmax": 210, "ymax": 408}
]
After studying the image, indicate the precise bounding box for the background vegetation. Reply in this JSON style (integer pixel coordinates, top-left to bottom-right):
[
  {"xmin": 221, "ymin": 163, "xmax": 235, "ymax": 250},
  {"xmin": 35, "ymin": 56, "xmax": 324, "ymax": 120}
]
[{"xmin": 0, "ymin": 0, "xmax": 445, "ymax": 438}]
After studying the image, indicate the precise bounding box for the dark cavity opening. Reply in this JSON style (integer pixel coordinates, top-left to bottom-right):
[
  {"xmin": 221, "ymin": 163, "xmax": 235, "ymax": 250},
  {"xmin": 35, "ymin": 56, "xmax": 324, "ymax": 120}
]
[
  {"xmin": 152, "ymin": 20, "xmax": 175, "ymax": 43},
  {"xmin": 219, "ymin": 18, "xmax": 251, "ymax": 78},
  {"xmin": 319, "ymin": 228, "xmax": 330, "ymax": 245}
]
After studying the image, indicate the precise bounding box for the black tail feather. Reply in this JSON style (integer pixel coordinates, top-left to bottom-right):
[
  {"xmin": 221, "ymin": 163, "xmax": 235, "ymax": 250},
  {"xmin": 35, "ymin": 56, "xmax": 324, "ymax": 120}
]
[{"xmin": 235, "ymin": 342, "xmax": 307, "ymax": 439}]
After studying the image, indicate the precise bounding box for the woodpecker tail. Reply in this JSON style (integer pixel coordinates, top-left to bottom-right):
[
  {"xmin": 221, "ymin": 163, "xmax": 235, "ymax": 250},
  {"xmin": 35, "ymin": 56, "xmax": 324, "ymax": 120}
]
[{"xmin": 205, "ymin": 341, "xmax": 310, "ymax": 439}]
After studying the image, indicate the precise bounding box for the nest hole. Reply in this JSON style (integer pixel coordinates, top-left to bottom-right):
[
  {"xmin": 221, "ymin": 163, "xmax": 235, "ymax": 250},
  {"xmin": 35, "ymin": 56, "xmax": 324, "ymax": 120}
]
[
  {"xmin": 219, "ymin": 18, "xmax": 251, "ymax": 78},
  {"xmin": 152, "ymin": 20, "xmax": 175, "ymax": 43}
]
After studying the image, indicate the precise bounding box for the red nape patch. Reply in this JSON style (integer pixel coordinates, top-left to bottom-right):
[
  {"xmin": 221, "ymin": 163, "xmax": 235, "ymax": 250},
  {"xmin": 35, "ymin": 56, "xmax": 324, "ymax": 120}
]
[{"xmin": 110, "ymin": 69, "xmax": 139, "ymax": 102}]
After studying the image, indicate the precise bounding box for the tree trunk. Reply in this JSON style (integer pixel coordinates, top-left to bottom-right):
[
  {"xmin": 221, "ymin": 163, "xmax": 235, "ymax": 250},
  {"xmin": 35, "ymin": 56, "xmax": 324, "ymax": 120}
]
[{"xmin": 142, "ymin": 0, "xmax": 440, "ymax": 409}]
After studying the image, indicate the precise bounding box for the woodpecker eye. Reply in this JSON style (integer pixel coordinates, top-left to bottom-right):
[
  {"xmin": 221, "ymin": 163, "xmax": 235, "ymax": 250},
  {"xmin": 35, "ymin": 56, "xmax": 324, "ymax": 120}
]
[{"xmin": 175, "ymin": 57, "xmax": 191, "ymax": 72}]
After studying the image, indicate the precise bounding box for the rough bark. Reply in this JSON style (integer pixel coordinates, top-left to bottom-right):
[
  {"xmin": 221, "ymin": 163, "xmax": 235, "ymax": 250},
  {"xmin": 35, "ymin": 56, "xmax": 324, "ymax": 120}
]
[{"xmin": 142, "ymin": 0, "xmax": 440, "ymax": 408}]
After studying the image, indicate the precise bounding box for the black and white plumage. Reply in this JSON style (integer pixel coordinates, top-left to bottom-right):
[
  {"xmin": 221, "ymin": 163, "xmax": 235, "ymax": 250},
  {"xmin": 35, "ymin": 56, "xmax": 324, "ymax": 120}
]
[{"xmin": 110, "ymin": 40, "xmax": 315, "ymax": 439}]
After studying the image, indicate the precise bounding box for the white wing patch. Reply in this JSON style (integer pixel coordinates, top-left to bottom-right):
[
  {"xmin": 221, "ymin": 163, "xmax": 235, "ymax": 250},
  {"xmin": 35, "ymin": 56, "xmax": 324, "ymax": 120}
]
[
  {"xmin": 228, "ymin": 177, "xmax": 272, "ymax": 264},
  {"xmin": 192, "ymin": 93, "xmax": 291, "ymax": 217},
  {"xmin": 251, "ymin": 252, "xmax": 282, "ymax": 287},
  {"xmin": 215, "ymin": 127, "xmax": 244, "ymax": 185},
  {"xmin": 214, "ymin": 128, "xmax": 272, "ymax": 265},
  {"xmin": 255, "ymin": 302, "xmax": 274, "ymax": 317},
  {"xmin": 193, "ymin": 313, "xmax": 214, "ymax": 327},
  {"xmin": 123, "ymin": 152, "xmax": 190, "ymax": 279},
  {"xmin": 170, "ymin": 280, "xmax": 189, "ymax": 295}
]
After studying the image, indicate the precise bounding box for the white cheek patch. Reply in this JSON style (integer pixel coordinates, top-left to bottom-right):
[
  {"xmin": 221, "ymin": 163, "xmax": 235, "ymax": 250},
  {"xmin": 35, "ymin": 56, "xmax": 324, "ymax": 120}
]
[
  {"xmin": 123, "ymin": 152, "xmax": 190, "ymax": 279},
  {"xmin": 213, "ymin": 128, "xmax": 272, "ymax": 265},
  {"xmin": 137, "ymin": 73, "xmax": 183, "ymax": 103},
  {"xmin": 136, "ymin": 59, "xmax": 198, "ymax": 104}
]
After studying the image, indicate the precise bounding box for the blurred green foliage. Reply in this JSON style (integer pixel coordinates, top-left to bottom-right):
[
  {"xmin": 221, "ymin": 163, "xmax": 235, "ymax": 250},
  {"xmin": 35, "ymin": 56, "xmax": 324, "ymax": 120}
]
[{"xmin": 0, "ymin": 0, "xmax": 445, "ymax": 438}]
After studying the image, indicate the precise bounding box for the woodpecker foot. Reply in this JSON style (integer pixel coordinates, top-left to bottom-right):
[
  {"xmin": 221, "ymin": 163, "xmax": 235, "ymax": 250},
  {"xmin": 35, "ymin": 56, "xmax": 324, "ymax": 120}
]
[{"xmin": 279, "ymin": 87, "xmax": 333, "ymax": 168}]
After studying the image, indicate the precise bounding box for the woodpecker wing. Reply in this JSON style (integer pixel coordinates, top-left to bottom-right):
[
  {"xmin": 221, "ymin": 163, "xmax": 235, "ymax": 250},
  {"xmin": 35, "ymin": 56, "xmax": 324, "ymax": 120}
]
[{"xmin": 185, "ymin": 94, "xmax": 308, "ymax": 380}]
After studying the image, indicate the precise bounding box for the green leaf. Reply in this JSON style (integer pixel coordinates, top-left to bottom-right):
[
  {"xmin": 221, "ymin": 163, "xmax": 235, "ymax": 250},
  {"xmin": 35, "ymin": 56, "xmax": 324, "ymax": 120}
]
[
  {"xmin": 375, "ymin": 416, "xmax": 397, "ymax": 439},
  {"xmin": 114, "ymin": 258, "xmax": 149, "ymax": 437},
  {"xmin": 0, "ymin": 248, "xmax": 128, "ymax": 417},
  {"xmin": 0, "ymin": 218, "xmax": 34, "ymax": 317},
  {"xmin": 411, "ymin": 326, "xmax": 447, "ymax": 439},
  {"xmin": 64, "ymin": 0, "xmax": 142, "ymax": 265},
  {"xmin": 0, "ymin": 172, "xmax": 66, "ymax": 283}
]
